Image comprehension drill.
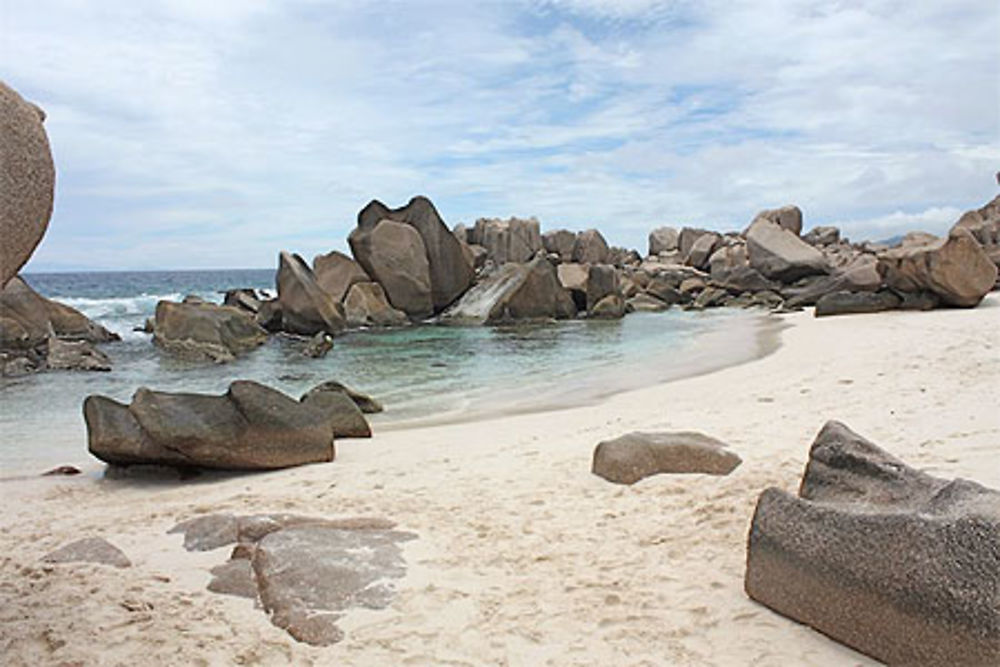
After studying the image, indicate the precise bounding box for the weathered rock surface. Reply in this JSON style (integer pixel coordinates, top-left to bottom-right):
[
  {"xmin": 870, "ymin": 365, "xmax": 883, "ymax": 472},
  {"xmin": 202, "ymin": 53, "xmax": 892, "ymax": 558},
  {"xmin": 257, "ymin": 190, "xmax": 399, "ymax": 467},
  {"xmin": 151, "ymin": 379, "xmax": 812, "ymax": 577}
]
[
  {"xmin": 626, "ymin": 293, "xmax": 670, "ymax": 312},
  {"xmin": 441, "ymin": 256, "xmax": 576, "ymax": 325},
  {"xmin": 678, "ymin": 227, "xmax": 715, "ymax": 259},
  {"xmin": 648, "ymin": 227, "xmax": 679, "ymax": 255},
  {"xmin": 84, "ymin": 381, "xmax": 336, "ymax": 470},
  {"xmin": 276, "ymin": 251, "xmax": 346, "ymax": 335},
  {"xmin": 343, "ymin": 281, "xmax": 408, "ymax": 328},
  {"xmin": 802, "ymin": 226, "xmax": 840, "ymax": 246},
  {"xmin": 877, "ymin": 227, "xmax": 997, "ymax": 307},
  {"xmin": 300, "ymin": 384, "xmax": 372, "ymax": 439},
  {"xmin": 753, "ymin": 205, "xmax": 803, "ymax": 236},
  {"xmin": 0, "ymin": 276, "xmax": 118, "ymax": 346},
  {"xmin": 42, "ymin": 537, "xmax": 131, "ymax": 569},
  {"xmin": 223, "ymin": 288, "xmax": 264, "ymax": 314},
  {"xmin": 784, "ymin": 256, "xmax": 882, "ymax": 307},
  {"xmin": 356, "ymin": 196, "xmax": 474, "ymax": 312},
  {"xmin": 302, "ymin": 332, "xmax": 333, "ymax": 358},
  {"xmin": 152, "ymin": 300, "xmax": 266, "ymax": 363},
  {"xmin": 684, "ymin": 232, "xmax": 721, "ymax": 270},
  {"xmin": 543, "ymin": 229, "xmax": 577, "ymax": 262},
  {"xmin": 470, "ymin": 217, "xmax": 542, "ymax": 265},
  {"xmin": 46, "ymin": 337, "xmax": 111, "ymax": 371},
  {"xmin": 585, "ymin": 264, "xmax": 618, "ymax": 312},
  {"xmin": 745, "ymin": 421, "xmax": 1000, "ymax": 666},
  {"xmin": 746, "ymin": 218, "xmax": 828, "ymax": 282},
  {"xmin": 303, "ymin": 380, "xmax": 383, "ymax": 414},
  {"xmin": 349, "ymin": 219, "xmax": 434, "ymax": 319},
  {"xmin": 589, "ymin": 293, "xmax": 626, "ymax": 319},
  {"xmin": 814, "ymin": 290, "xmax": 901, "ymax": 317},
  {"xmin": 1, "ymin": 81, "xmax": 55, "ymax": 288},
  {"xmin": 592, "ymin": 432, "xmax": 741, "ymax": 485},
  {"xmin": 313, "ymin": 250, "xmax": 369, "ymax": 303},
  {"xmin": 572, "ymin": 229, "xmax": 610, "ymax": 264},
  {"xmin": 170, "ymin": 513, "xmax": 415, "ymax": 646}
]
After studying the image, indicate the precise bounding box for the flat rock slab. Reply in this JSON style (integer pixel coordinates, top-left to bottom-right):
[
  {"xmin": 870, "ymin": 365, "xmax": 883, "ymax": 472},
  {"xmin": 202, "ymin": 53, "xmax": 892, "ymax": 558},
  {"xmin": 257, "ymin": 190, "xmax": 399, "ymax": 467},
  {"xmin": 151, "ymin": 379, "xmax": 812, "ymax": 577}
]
[
  {"xmin": 745, "ymin": 421, "xmax": 1000, "ymax": 665},
  {"xmin": 169, "ymin": 513, "xmax": 413, "ymax": 646},
  {"xmin": 592, "ymin": 431, "xmax": 742, "ymax": 485},
  {"xmin": 42, "ymin": 537, "xmax": 131, "ymax": 568}
]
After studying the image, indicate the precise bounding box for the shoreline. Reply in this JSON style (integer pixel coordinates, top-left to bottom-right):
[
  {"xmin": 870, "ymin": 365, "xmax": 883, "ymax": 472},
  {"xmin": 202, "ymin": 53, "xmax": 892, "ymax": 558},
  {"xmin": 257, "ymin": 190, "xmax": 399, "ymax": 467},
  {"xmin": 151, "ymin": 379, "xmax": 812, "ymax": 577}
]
[{"xmin": 1, "ymin": 297, "xmax": 997, "ymax": 665}]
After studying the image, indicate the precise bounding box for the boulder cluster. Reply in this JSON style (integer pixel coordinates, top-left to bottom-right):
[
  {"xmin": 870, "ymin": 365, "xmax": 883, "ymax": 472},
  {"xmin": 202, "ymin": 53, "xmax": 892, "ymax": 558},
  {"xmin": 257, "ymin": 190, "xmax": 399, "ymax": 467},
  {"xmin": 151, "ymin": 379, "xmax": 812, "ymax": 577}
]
[{"xmin": 206, "ymin": 193, "xmax": 998, "ymax": 359}]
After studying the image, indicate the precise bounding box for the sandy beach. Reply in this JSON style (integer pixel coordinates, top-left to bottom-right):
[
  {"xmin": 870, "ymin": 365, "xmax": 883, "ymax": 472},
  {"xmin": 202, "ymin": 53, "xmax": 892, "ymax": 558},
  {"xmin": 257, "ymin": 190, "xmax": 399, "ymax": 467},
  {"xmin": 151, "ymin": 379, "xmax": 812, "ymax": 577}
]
[{"xmin": 1, "ymin": 297, "xmax": 998, "ymax": 666}]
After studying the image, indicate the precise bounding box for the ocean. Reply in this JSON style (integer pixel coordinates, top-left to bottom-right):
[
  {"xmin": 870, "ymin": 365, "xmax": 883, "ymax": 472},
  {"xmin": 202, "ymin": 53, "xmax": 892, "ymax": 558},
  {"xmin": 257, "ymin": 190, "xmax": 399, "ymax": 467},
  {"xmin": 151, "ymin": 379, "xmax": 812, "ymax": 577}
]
[{"xmin": 0, "ymin": 269, "xmax": 777, "ymax": 474}]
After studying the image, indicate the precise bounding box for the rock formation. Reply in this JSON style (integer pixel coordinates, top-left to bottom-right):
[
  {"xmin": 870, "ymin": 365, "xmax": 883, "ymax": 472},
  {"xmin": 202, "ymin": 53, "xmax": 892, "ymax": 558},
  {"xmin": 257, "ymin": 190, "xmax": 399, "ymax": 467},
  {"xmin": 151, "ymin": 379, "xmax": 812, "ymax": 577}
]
[
  {"xmin": 745, "ymin": 421, "xmax": 1000, "ymax": 665},
  {"xmin": 746, "ymin": 218, "xmax": 828, "ymax": 282},
  {"xmin": 343, "ymin": 281, "xmax": 408, "ymax": 328},
  {"xmin": 440, "ymin": 256, "xmax": 576, "ymax": 325},
  {"xmin": 42, "ymin": 537, "xmax": 131, "ymax": 569},
  {"xmin": 572, "ymin": 229, "xmax": 610, "ymax": 264},
  {"xmin": 276, "ymin": 251, "xmax": 346, "ymax": 335},
  {"xmin": 349, "ymin": 219, "xmax": 434, "ymax": 319},
  {"xmin": 84, "ymin": 381, "xmax": 336, "ymax": 470},
  {"xmin": 313, "ymin": 250, "xmax": 370, "ymax": 302},
  {"xmin": 152, "ymin": 299, "xmax": 267, "ymax": 363},
  {"xmin": 592, "ymin": 431, "xmax": 741, "ymax": 484},
  {"xmin": 300, "ymin": 383, "xmax": 372, "ymax": 438},
  {"xmin": 1, "ymin": 81, "xmax": 55, "ymax": 287},
  {"xmin": 468, "ymin": 217, "xmax": 542, "ymax": 265}
]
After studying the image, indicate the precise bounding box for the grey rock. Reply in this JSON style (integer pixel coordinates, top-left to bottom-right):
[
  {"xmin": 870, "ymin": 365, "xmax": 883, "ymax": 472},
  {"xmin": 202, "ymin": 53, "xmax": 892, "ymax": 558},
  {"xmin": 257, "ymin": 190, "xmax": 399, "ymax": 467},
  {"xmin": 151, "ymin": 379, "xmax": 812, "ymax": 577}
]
[
  {"xmin": 343, "ymin": 281, "xmax": 408, "ymax": 328},
  {"xmin": 152, "ymin": 299, "xmax": 267, "ymax": 363},
  {"xmin": 276, "ymin": 251, "xmax": 346, "ymax": 336},
  {"xmin": 313, "ymin": 250, "xmax": 370, "ymax": 303},
  {"xmin": 303, "ymin": 381, "xmax": 383, "ymax": 414},
  {"xmin": 589, "ymin": 293, "xmax": 626, "ymax": 319},
  {"xmin": 572, "ymin": 229, "xmax": 610, "ymax": 265},
  {"xmin": 300, "ymin": 386, "xmax": 371, "ymax": 439},
  {"xmin": 543, "ymin": 229, "xmax": 577, "ymax": 262},
  {"xmin": 585, "ymin": 264, "xmax": 618, "ymax": 312},
  {"xmin": 802, "ymin": 226, "xmax": 840, "ymax": 246},
  {"xmin": 648, "ymin": 226, "xmax": 679, "ymax": 255},
  {"xmin": 752, "ymin": 205, "xmax": 803, "ymax": 236},
  {"xmin": 349, "ymin": 219, "xmax": 434, "ymax": 319},
  {"xmin": 42, "ymin": 537, "xmax": 131, "ymax": 569},
  {"xmin": 877, "ymin": 227, "xmax": 997, "ymax": 307},
  {"xmin": 592, "ymin": 431, "xmax": 741, "ymax": 485},
  {"xmin": 678, "ymin": 227, "xmax": 715, "ymax": 259},
  {"xmin": 169, "ymin": 514, "xmax": 239, "ymax": 551},
  {"xmin": 747, "ymin": 218, "xmax": 829, "ymax": 282},
  {"xmin": 223, "ymin": 288, "xmax": 263, "ymax": 314},
  {"xmin": 85, "ymin": 381, "xmax": 336, "ymax": 470},
  {"xmin": 745, "ymin": 421, "xmax": 1000, "ymax": 666},
  {"xmin": 784, "ymin": 256, "xmax": 882, "ymax": 307},
  {"xmin": 302, "ymin": 332, "xmax": 333, "ymax": 358},
  {"xmin": 625, "ymin": 293, "xmax": 670, "ymax": 312},
  {"xmin": 441, "ymin": 256, "xmax": 576, "ymax": 325},
  {"xmin": 1, "ymin": 82, "xmax": 54, "ymax": 288},
  {"xmin": 470, "ymin": 217, "xmax": 542, "ymax": 265},
  {"xmin": 814, "ymin": 290, "xmax": 901, "ymax": 317},
  {"xmin": 684, "ymin": 232, "xmax": 721, "ymax": 271},
  {"xmin": 46, "ymin": 338, "xmax": 111, "ymax": 371}
]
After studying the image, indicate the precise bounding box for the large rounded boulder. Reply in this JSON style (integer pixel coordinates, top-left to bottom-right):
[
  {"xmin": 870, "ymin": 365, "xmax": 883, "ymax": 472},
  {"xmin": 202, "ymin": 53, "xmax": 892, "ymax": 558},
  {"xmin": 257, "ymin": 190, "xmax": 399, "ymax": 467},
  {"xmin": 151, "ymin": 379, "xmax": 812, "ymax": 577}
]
[
  {"xmin": 276, "ymin": 251, "xmax": 346, "ymax": 335},
  {"xmin": 349, "ymin": 220, "xmax": 434, "ymax": 320},
  {"xmin": 1, "ymin": 81, "xmax": 55, "ymax": 287}
]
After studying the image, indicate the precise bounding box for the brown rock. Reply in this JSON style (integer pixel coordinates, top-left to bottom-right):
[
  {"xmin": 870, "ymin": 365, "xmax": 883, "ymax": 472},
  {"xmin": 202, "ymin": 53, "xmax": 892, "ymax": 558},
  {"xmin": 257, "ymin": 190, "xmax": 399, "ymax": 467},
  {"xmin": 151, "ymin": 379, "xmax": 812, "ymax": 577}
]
[
  {"xmin": 441, "ymin": 256, "xmax": 576, "ymax": 324},
  {"xmin": 747, "ymin": 218, "xmax": 828, "ymax": 282},
  {"xmin": 303, "ymin": 380, "xmax": 383, "ymax": 414},
  {"xmin": 313, "ymin": 251, "xmax": 369, "ymax": 303},
  {"xmin": 300, "ymin": 385, "xmax": 372, "ymax": 439},
  {"xmin": 877, "ymin": 227, "xmax": 997, "ymax": 307},
  {"xmin": 152, "ymin": 300, "xmax": 266, "ymax": 363},
  {"xmin": 543, "ymin": 229, "xmax": 577, "ymax": 262},
  {"xmin": 752, "ymin": 205, "xmax": 803, "ymax": 235},
  {"xmin": 46, "ymin": 338, "xmax": 111, "ymax": 371},
  {"xmin": 0, "ymin": 276, "xmax": 118, "ymax": 345},
  {"xmin": 470, "ymin": 217, "xmax": 542, "ymax": 265},
  {"xmin": 1, "ymin": 82, "xmax": 54, "ymax": 287},
  {"xmin": 592, "ymin": 431, "xmax": 741, "ymax": 484},
  {"xmin": 625, "ymin": 293, "xmax": 670, "ymax": 312},
  {"xmin": 276, "ymin": 251, "xmax": 346, "ymax": 335},
  {"xmin": 684, "ymin": 232, "xmax": 721, "ymax": 270},
  {"xmin": 572, "ymin": 229, "xmax": 609, "ymax": 264},
  {"xmin": 745, "ymin": 421, "xmax": 1000, "ymax": 666},
  {"xmin": 813, "ymin": 290, "xmax": 901, "ymax": 317},
  {"xmin": 802, "ymin": 226, "xmax": 840, "ymax": 246},
  {"xmin": 585, "ymin": 264, "xmax": 618, "ymax": 312},
  {"xmin": 85, "ymin": 381, "xmax": 336, "ymax": 470},
  {"xmin": 349, "ymin": 220, "xmax": 433, "ymax": 319},
  {"xmin": 648, "ymin": 226, "xmax": 679, "ymax": 255},
  {"xmin": 343, "ymin": 281, "xmax": 408, "ymax": 328}
]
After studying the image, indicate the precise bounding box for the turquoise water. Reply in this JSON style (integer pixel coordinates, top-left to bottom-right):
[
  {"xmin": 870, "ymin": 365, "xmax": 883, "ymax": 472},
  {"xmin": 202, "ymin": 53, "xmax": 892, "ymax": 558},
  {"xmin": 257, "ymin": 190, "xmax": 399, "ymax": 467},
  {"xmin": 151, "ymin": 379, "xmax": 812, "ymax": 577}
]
[{"xmin": 0, "ymin": 270, "xmax": 776, "ymax": 473}]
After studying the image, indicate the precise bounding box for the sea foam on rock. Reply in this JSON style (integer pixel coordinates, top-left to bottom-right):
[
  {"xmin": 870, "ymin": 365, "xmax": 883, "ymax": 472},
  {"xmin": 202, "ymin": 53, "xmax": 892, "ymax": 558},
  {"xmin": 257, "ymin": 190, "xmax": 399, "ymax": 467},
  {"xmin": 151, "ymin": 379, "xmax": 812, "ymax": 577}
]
[{"xmin": 745, "ymin": 421, "xmax": 1000, "ymax": 665}]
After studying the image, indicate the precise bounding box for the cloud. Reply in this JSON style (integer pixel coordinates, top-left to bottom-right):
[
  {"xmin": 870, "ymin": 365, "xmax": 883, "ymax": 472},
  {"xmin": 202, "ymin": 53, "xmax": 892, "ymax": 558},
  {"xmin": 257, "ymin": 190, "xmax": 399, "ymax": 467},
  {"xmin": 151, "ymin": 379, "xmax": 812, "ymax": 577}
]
[{"xmin": 4, "ymin": 0, "xmax": 998, "ymax": 270}]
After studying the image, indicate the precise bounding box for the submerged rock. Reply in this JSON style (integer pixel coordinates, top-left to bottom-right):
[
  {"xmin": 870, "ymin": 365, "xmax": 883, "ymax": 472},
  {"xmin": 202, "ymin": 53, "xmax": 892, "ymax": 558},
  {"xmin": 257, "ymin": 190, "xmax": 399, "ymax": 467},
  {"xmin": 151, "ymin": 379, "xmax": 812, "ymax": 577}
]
[
  {"xmin": 745, "ymin": 421, "xmax": 1000, "ymax": 665},
  {"xmin": 592, "ymin": 432, "xmax": 741, "ymax": 485},
  {"xmin": 1, "ymin": 81, "xmax": 55, "ymax": 288},
  {"xmin": 84, "ymin": 381, "xmax": 336, "ymax": 470}
]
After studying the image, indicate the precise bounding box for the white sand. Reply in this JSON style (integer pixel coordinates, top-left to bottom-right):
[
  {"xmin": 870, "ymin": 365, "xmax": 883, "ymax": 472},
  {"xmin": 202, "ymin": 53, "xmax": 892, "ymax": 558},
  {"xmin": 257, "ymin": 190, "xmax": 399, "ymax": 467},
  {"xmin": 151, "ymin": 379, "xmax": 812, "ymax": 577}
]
[{"xmin": 2, "ymin": 296, "xmax": 998, "ymax": 666}]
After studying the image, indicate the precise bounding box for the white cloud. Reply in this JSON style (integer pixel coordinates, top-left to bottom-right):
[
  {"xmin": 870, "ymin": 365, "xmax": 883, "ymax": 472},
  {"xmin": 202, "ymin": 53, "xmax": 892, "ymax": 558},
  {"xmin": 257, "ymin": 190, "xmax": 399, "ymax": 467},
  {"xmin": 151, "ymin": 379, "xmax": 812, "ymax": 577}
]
[{"xmin": 4, "ymin": 0, "xmax": 997, "ymax": 270}]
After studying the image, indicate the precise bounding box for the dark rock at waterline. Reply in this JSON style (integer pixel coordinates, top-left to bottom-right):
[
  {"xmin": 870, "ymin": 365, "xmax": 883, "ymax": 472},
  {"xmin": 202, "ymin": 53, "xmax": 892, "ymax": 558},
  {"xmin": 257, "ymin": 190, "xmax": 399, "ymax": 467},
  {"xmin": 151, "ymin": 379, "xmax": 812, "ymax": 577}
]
[
  {"xmin": 302, "ymin": 331, "xmax": 333, "ymax": 358},
  {"xmin": 42, "ymin": 465, "xmax": 82, "ymax": 476},
  {"xmin": 745, "ymin": 420, "xmax": 1000, "ymax": 665},
  {"xmin": 356, "ymin": 196, "xmax": 474, "ymax": 312},
  {"xmin": 814, "ymin": 290, "xmax": 901, "ymax": 317},
  {"xmin": 46, "ymin": 337, "xmax": 112, "ymax": 371},
  {"xmin": 302, "ymin": 380, "xmax": 383, "ymax": 414},
  {"xmin": 276, "ymin": 251, "xmax": 346, "ymax": 335},
  {"xmin": 223, "ymin": 288, "xmax": 264, "ymax": 314},
  {"xmin": 441, "ymin": 256, "xmax": 576, "ymax": 325},
  {"xmin": 84, "ymin": 381, "xmax": 336, "ymax": 470},
  {"xmin": 42, "ymin": 537, "xmax": 131, "ymax": 569},
  {"xmin": 1, "ymin": 81, "xmax": 55, "ymax": 288},
  {"xmin": 152, "ymin": 299, "xmax": 267, "ymax": 363},
  {"xmin": 592, "ymin": 431, "xmax": 741, "ymax": 485},
  {"xmin": 300, "ymin": 385, "xmax": 371, "ymax": 439},
  {"xmin": 0, "ymin": 276, "xmax": 119, "ymax": 346}
]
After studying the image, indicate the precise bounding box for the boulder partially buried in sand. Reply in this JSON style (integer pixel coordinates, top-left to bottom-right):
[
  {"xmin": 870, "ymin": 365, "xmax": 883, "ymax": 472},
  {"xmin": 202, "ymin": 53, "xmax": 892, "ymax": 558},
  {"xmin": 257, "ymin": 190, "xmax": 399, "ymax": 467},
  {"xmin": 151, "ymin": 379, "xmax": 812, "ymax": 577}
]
[
  {"xmin": 592, "ymin": 431, "xmax": 742, "ymax": 485},
  {"xmin": 1, "ymin": 81, "xmax": 55, "ymax": 288},
  {"xmin": 42, "ymin": 537, "xmax": 131, "ymax": 568},
  {"xmin": 84, "ymin": 380, "xmax": 336, "ymax": 470},
  {"xmin": 745, "ymin": 421, "xmax": 1000, "ymax": 665}
]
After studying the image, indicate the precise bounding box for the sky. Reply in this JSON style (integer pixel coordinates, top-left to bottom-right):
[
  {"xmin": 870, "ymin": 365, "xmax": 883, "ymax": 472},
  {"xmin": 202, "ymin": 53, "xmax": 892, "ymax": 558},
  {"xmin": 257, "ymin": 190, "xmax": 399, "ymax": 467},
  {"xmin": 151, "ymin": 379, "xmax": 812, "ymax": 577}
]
[{"xmin": 4, "ymin": 0, "xmax": 998, "ymax": 271}]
